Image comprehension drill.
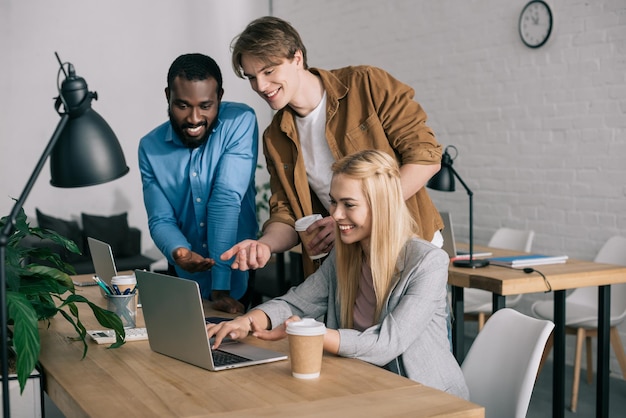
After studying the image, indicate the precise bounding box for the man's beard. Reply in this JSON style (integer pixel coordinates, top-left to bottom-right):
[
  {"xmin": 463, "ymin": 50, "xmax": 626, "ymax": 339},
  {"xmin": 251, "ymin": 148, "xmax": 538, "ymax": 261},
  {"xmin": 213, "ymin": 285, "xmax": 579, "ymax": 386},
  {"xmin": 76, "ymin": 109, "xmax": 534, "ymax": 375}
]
[{"xmin": 168, "ymin": 109, "xmax": 218, "ymax": 149}]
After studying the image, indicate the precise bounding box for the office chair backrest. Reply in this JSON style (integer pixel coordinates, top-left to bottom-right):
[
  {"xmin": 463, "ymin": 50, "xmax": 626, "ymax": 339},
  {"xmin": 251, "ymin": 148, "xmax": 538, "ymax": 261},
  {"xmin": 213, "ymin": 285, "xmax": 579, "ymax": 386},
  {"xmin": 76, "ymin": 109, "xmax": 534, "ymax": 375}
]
[
  {"xmin": 595, "ymin": 236, "xmax": 626, "ymax": 265},
  {"xmin": 461, "ymin": 308, "xmax": 554, "ymax": 418},
  {"xmin": 488, "ymin": 228, "xmax": 534, "ymax": 252},
  {"xmin": 567, "ymin": 236, "xmax": 626, "ymax": 324}
]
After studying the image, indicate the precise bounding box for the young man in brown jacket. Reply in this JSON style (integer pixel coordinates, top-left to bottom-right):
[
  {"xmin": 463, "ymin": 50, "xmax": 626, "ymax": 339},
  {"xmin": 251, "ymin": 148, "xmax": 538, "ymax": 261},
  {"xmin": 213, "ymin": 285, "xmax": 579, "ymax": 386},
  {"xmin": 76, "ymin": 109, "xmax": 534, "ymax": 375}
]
[{"xmin": 221, "ymin": 16, "xmax": 444, "ymax": 278}]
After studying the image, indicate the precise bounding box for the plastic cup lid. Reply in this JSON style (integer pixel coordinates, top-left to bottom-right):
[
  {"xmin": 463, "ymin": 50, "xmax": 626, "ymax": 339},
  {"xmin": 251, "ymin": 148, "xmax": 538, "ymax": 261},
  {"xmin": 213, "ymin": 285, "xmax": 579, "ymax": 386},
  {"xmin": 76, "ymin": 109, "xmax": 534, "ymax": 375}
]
[
  {"xmin": 286, "ymin": 318, "xmax": 326, "ymax": 336},
  {"xmin": 295, "ymin": 214, "xmax": 323, "ymax": 231},
  {"xmin": 111, "ymin": 274, "xmax": 137, "ymax": 285}
]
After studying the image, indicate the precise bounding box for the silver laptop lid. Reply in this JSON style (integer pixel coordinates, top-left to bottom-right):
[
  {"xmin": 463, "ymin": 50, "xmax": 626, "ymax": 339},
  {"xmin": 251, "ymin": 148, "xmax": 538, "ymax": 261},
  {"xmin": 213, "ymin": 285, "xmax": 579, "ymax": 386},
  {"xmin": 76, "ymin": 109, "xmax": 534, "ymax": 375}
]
[
  {"xmin": 135, "ymin": 270, "xmax": 215, "ymax": 369},
  {"xmin": 87, "ymin": 237, "xmax": 118, "ymax": 291},
  {"xmin": 440, "ymin": 212, "xmax": 458, "ymax": 258},
  {"xmin": 135, "ymin": 270, "xmax": 288, "ymax": 371}
]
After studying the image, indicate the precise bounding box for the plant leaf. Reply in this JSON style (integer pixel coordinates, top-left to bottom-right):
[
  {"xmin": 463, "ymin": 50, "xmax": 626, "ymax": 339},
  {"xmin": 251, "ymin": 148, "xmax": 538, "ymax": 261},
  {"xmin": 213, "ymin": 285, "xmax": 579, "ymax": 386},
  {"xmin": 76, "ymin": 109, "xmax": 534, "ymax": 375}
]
[
  {"xmin": 28, "ymin": 264, "xmax": 74, "ymax": 289},
  {"xmin": 7, "ymin": 291, "xmax": 41, "ymax": 393},
  {"xmin": 62, "ymin": 294, "xmax": 126, "ymax": 348},
  {"xmin": 2, "ymin": 206, "xmax": 126, "ymax": 395}
]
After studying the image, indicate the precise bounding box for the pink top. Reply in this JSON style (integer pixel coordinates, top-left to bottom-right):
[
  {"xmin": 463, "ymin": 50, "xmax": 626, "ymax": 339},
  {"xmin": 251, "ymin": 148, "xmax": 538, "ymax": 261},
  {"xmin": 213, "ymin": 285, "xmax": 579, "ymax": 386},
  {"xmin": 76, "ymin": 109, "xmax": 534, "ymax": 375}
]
[{"xmin": 353, "ymin": 261, "xmax": 376, "ymax": 331}]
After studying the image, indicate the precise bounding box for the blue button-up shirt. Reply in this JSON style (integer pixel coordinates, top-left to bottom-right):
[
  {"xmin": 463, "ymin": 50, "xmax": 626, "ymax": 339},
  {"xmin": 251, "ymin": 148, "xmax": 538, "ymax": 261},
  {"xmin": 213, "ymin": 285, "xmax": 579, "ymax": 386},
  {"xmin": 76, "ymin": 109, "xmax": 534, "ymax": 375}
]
[{"xmin": 138, "ymin": 101, "xmax": 258, "ymax": 300}]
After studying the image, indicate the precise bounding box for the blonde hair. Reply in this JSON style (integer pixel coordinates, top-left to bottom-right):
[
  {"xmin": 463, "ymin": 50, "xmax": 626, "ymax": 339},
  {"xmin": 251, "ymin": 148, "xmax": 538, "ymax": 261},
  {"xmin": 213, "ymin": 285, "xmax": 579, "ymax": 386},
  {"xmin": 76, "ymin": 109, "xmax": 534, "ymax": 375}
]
[{"xmin": 331, "ymin": 150, "xmax": 419, "ymax": 327}]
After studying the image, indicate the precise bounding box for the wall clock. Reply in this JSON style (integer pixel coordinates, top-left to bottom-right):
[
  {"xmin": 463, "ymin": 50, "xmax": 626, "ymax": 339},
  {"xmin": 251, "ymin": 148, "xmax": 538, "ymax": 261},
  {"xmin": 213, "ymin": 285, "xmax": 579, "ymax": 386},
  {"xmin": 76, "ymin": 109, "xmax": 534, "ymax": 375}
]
[{"xmin": 519, "ymin": 0, "xmax": 553, "ymax": 48}]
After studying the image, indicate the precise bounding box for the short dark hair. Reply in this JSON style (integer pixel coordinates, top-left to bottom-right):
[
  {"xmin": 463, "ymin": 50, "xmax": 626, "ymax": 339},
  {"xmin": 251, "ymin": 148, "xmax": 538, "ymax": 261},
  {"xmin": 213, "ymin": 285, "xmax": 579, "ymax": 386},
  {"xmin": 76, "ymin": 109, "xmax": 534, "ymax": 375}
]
[
  {"xmin": 167, "ymin": 53, "xmax": 223, "ymax": 92},
  {"xmin": 231, "ymin": 16, "xmax": 308, "ymax": 79}
]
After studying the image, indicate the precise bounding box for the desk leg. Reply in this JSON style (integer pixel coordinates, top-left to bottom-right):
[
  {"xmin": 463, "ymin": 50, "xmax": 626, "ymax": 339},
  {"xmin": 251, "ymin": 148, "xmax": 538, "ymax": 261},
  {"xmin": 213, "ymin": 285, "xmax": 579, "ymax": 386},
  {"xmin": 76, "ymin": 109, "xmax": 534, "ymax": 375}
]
[
  {"xmin": 451, "ymin": 285, "xmax": 465, "ymax": 364},
  {"xmin": 553, "ymin": 290, "xmax": 566, "ymax": 418},
  {"xmin": 597, "ymin": 285, "xmax": 611, "ymax": 418},
  {"xmin": 491, "ymin": 294, "xmax": 505, "ymax": 311}
]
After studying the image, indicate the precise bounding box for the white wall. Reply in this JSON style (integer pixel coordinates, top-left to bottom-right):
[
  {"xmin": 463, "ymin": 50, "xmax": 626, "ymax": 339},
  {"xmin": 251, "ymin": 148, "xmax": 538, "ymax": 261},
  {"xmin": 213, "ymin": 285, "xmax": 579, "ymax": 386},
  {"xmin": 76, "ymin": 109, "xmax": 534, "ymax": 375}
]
[
  {"xmin": 0, "ymin": 0, "xmax": 272, "ymax": 259},
  {"xmin": 271, "ymin": 0, "xmax": 626, "ymax": 376}
]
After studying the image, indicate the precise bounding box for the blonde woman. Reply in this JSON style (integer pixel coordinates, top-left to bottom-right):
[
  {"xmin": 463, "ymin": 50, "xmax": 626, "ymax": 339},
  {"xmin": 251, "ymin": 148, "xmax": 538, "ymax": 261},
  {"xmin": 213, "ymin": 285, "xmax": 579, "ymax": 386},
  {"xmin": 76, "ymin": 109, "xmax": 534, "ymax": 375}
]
[{"xmin": 208, "ymin": 150, "xmax": 468, "ymax": 399}]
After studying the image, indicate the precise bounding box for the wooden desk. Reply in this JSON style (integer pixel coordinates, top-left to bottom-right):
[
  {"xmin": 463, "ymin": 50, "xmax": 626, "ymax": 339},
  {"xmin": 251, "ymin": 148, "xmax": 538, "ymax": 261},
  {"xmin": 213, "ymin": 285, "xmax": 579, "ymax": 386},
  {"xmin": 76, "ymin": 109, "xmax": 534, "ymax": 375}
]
[
  {"xmin": 38, "ymin": 275, "xmax": 483, "ymax": 418},
  {"xmin": 449, "ymin": 246, "xmax": 626, "ymax": 418}
]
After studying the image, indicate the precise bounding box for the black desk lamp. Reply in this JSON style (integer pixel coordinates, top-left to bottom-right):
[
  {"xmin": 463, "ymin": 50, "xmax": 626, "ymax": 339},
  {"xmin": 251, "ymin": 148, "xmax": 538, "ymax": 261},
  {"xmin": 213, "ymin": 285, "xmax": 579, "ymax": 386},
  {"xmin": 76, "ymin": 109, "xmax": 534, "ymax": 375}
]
[
  {"xmin": 427, "ymin": 145, "xmax": 489, "ymax": 268},
  {"xmin": 0, "ymin": 53, "xmax": 128, "ymax": 416}
]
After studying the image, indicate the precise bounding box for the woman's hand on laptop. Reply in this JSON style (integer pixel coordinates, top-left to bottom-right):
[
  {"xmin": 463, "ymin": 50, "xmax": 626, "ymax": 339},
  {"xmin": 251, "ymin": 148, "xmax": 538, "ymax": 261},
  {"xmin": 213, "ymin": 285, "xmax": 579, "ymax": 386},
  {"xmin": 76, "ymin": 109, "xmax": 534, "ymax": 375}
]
[
  {"xmin": 207, "ymin": 310, "xmax": 273, "ymax": 349},
  {"xmin": 173, "ymin": 247, "xmax": 215, "ymax": 272},
  {"xmin": 207, "ymin": 314, "xmax": 254, "ymax": 349}
]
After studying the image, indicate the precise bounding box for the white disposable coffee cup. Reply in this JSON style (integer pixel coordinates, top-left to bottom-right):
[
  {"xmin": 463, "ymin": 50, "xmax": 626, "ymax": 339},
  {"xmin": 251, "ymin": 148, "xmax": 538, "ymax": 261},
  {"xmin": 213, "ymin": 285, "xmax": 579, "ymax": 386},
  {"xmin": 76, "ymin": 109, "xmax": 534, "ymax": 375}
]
[
  {"xmin": 285, "ymin": 318, "xmax": 326, "ymax": 379},
  {"xmin": 295, "ymin": 214, "xmax": 328, "ymax": 260},
  {"xmin": 111, "ymin": 274, "xmax": 137, "ymax": 295}
]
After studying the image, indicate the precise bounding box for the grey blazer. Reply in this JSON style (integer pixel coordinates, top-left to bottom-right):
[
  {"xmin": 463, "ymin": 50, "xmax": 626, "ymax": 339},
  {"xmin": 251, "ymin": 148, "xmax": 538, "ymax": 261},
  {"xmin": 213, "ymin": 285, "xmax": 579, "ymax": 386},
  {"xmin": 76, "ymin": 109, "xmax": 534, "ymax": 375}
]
[{"xmin": 257, "ymin": 237, "xmax": 470, "ymax": 400}]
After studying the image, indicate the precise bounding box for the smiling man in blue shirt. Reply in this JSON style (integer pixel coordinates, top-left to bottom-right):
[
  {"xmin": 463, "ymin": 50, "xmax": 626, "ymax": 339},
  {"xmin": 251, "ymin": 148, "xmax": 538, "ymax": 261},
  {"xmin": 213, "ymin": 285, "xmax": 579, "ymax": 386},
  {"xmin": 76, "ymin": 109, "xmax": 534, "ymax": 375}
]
[{"xmin": 139, "ymin": 53, "xmax": 258, "ymax": 313}]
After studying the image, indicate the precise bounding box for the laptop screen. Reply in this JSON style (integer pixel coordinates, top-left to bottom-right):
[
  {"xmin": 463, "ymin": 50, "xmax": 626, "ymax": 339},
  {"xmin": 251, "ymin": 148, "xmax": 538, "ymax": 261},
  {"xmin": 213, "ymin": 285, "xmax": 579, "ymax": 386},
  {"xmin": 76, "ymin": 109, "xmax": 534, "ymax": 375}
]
[{"xmin": 87, "ymin": 237, "xmax": 118, "ymax": 286}]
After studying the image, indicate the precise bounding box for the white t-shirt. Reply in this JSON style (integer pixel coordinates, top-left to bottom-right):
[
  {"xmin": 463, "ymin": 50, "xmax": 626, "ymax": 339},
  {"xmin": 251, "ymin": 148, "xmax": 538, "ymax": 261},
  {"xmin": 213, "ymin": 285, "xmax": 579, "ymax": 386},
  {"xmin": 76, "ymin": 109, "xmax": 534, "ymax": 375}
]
[
  {"xmin": 295, "ymin": 93, "xmax": 444, "ymax": 248},
  {"xmin": 296, "ymin": 92, "xmax": 334, "ymax": 210}
]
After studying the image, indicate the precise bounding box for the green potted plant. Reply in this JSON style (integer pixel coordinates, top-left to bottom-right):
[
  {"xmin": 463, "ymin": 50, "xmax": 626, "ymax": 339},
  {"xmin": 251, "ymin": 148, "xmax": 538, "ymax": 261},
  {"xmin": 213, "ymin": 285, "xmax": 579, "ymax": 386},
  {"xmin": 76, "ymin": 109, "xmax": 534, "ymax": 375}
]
[{"xmin": 1, "ymin": 208, "xmax": 125, "ymax": 393}]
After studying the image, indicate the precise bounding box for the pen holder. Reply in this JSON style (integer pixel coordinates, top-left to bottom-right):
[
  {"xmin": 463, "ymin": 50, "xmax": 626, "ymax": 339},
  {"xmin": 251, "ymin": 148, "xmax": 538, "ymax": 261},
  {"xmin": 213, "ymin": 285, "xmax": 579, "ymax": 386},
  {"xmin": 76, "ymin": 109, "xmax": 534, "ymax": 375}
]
[{"xmin": 105, "ymin": 293, "xmax": 137, "ymax": 329}]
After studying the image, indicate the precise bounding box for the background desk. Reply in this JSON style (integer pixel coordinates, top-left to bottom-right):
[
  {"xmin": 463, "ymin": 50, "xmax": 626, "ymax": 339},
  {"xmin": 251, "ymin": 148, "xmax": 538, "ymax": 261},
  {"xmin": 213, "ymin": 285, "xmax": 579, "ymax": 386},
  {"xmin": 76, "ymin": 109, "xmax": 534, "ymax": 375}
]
[
  {"xmin": 38, "ymin": 276, "xmax": 483, "ymax": 417},
  {"xmin": 448, "ymin": 246, "xmax": 626, "ymax": 418}
]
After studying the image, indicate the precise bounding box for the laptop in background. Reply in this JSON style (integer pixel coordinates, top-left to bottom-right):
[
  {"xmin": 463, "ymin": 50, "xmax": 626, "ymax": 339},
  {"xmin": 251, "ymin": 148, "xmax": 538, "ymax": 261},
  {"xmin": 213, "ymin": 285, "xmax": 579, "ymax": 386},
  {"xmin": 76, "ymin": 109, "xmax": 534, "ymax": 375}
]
[
  {"xmin": 135, "ymin": 270, "xmax": 288, "ymax": 371},
  {"xmin": 440, "ymin": 212, "xmax": 492, "ymax": 260},
  {"xmin": 85, "ymin": 237, "xmax": 118, "ymax": 295}
]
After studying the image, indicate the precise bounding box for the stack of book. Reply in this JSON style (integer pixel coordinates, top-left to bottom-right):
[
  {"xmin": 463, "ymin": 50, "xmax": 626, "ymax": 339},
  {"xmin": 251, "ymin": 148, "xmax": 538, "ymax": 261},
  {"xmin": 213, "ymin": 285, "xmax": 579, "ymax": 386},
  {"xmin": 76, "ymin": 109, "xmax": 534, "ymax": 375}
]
[{"xmin": 487, "ymin": 254, "xmax": 569, "ymax": 268}]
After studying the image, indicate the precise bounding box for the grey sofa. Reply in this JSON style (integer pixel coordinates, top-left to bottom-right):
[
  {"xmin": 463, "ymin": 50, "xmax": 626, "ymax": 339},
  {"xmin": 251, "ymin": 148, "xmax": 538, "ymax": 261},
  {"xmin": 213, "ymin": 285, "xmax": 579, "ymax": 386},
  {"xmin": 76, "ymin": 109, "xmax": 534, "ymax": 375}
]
[{"xmin": 26, "ymin": 209, "xmax": 155, "ymax": 274}]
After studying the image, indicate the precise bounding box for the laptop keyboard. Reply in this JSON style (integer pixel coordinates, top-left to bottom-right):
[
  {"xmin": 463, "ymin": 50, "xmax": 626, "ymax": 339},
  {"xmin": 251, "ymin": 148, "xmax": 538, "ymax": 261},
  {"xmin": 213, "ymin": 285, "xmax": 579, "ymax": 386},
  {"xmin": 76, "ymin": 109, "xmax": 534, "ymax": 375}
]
[{"xmin": 213, "ymin": 350, "xmax": 251, "ymax": 366}]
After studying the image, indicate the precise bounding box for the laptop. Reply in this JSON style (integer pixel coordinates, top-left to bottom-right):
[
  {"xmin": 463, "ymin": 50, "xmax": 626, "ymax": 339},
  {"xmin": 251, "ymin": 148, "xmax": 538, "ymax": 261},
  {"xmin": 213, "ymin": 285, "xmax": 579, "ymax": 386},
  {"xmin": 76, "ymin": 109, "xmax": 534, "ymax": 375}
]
[
  {"xmin": 135, "ymin": 269, "xmax": 288, "ymax": 371},
  {"xmin": 83, "ymin": 237, "xmax": 119, "ymax": 295},
  {"xmin": 440, "ymin": 212, "xmax": 492, "ymax": 259}
]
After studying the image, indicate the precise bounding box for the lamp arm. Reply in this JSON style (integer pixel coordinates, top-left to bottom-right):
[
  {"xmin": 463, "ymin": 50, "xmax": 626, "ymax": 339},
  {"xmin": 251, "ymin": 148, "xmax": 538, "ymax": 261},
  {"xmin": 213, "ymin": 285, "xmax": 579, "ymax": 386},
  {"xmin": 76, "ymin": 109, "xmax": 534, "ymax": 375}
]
[
  {"xmin": 0, "ymin": 113, "xmax": 70, "ymax": 417},
  {"xmin": 446, "ymin": 164, "xmax": 473, "ymax": 198},
  {"xmin": 447, "ymin": 165, "xmax": 475, "ymax": 261}
]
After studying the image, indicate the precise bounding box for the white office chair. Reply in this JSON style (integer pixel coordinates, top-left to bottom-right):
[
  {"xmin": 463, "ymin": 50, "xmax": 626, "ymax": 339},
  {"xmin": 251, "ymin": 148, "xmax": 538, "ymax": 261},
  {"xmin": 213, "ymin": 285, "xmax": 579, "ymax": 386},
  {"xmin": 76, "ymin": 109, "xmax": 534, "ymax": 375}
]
[
  {"xmin": 465, "ymin": 228, "xmax": 535, "ymax": 331},
  {"xmin": 531, "ymin": 235, "xmax": 626, "ymax": 412},
  {"xmin": 462, "ymin": 308, "xmax": 554, "ymax": 418}
]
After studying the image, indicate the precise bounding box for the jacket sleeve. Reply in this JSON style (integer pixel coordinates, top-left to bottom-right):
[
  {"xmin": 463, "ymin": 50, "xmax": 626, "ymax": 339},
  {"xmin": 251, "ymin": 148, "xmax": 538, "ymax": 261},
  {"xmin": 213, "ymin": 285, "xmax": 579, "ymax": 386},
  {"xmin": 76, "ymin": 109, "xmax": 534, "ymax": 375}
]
[
  {"xmin": 255, "ymin": 251, "xmax": 337, "ymax": 327},
  {"xmin": 366, "ymin": 66, "xmax": 442, "ymax": 166},
  {"xmin": 260, "ymin": 133, "xmax": 297, "ymax": 232}
]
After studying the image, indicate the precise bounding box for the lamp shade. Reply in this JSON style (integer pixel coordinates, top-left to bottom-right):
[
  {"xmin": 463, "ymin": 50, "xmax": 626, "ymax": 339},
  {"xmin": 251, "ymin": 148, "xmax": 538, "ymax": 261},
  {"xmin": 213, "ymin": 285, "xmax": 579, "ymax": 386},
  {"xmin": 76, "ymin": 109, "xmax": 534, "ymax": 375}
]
[
  {"xmin": 50, "ymin": 108, "xmax": 129, "ymax": 187},
  {"xmin": 49, "ymin": 62, "xmax": 128, "ymax": 187},
  {"xmin": 427, "ymin": 149, "xmax": 455, "ymax": 192}
]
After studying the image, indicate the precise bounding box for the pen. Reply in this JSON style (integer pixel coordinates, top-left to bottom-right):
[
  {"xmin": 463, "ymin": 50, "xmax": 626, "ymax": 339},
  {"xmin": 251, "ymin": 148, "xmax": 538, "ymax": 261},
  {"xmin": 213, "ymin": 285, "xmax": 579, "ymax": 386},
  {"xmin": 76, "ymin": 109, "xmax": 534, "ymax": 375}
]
[
  {"xmin": 92, "ymin": 275, "xmax": 113, "ymax": 295},
  {"xmin": 112, "ymin": 285, "xmax": 122, "ymax": 295}
]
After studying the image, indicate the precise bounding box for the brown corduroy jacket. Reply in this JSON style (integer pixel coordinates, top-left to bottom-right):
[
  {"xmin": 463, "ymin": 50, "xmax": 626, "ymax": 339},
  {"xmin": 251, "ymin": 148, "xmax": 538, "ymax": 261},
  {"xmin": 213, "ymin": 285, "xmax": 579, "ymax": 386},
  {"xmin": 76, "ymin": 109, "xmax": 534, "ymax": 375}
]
[{"xmin": 261, "ymin": 65, "xmax": 443, "ymax": 276}]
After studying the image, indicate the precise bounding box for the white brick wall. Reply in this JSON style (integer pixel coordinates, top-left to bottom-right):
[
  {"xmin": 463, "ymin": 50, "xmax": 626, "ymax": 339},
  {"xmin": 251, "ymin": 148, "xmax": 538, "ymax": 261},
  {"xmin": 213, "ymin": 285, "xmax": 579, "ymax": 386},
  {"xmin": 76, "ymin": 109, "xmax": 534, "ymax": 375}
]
[{"xmin": 274, "ymin": 0, "xmax": 626, "ymax": 377}]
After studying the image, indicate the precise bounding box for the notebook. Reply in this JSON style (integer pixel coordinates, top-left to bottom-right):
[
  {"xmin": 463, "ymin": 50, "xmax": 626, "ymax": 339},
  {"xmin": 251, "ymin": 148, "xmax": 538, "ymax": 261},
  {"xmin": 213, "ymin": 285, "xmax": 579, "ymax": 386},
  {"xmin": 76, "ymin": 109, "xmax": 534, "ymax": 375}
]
[
  {"xmin": 440, "ymin": 212, "xmax": 492, "ymax": 260},
  {"xmin": 134, "ymin": 269, "xmax": 288, "ymax": 371},
  {"xmin": 487, "ymin": 254, "xmax": 568, "ymax": 268},
  {"xmin": 85, "ymin": 237, "xmax": 119, "ymax": 295}
]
